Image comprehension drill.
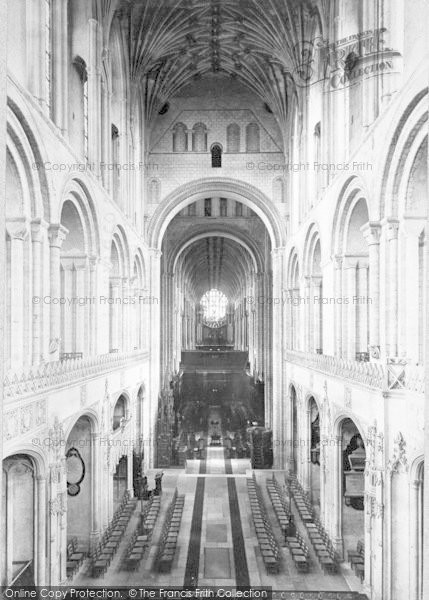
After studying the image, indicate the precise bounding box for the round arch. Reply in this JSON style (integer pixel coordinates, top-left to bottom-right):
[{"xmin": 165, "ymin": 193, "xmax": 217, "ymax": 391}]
[
  {"xmin": 379, "ymin": 88, "xmax": 428, "ymax": 218},
  {"xmin": 58, "ymin": 177, "xmax": 100, "ymax": 256},
  {"xmin": 147, "ymin": 178, "xmax": 286, "ymax": 249},
  {"xmin": 172, "ymin": 231, "xmax": 260, "ymax": 274}
]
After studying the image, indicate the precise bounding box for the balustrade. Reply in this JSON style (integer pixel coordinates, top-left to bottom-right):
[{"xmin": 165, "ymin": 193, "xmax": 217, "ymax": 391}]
[
  {"xmin": 4, "ymin": 350, "xmax": 148, "ymax": 399},
  {"xmin": 284, "ymin": 349, "xmax": 424, "ymax": 393}
]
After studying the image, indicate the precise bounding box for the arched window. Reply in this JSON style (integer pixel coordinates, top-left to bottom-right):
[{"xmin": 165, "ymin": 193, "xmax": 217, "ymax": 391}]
[
  {"xmin": 187, "ymin": 202, "xmax": 196, "ymax": 216},
  {"xmin": 72, "ymin": 56, "xmax": 88, "ymax": 159},
  {"xmin": 172, "ymin": 123, "xmax": 187, "ymax": 152},
  {"xmin": 111, "ymin": 124, "xmax": 120, "ymax": 200},
  {"xmin": 113, "ymin": 395, "xmax": 127, "ymax": 431},
  {"xmin": 211, "ymin": 144, "xmax": 222, "ymax": 167},
  {"xmin": 226, "ymin": 123, "xmax": 240, "ymax": 152},
  {"xmin": 246, "ymin": 122, "xmax": 260, "ymax": 152},
  {"xmin": 314, "ymin": 122, "xmax": 321, "ymax": 199},
  {"xmin": 273, "ymin": 177, "xmax": 285, "ymax": 203},
  {"xmin": 149, "ymin": 178, "xmax": 160, "ymax": 203},
  {"xmin": 192, "ymin": 123, "xmax": 207, "ymax": 151}
]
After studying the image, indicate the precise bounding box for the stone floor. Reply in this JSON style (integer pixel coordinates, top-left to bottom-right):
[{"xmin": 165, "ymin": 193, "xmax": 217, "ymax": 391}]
[{"xmin": 72, "ymin": 449, "xmax": 366, "ymax": 592}]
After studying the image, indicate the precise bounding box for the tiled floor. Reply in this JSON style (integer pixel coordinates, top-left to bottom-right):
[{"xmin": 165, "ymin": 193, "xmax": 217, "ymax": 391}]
[{"xmin": 72, "ymin": 451, "xmax": 366, "ymax": 593}]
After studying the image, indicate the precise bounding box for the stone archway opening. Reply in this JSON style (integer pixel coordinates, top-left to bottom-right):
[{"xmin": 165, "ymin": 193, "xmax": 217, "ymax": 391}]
[
  {"xmin": 65, "ymin": 416, "xmax": 93, "ymax": 556},
  {"xmin": 2, "ymin": 455, "xmax": 36, "ymax": 586},
  {"xmin": 308, "ymin": 397, "xmax": 320, "ymax": 507},
  {"xmin": 339, "ymin": 418, "xmax": 366, "ymax": 561}
]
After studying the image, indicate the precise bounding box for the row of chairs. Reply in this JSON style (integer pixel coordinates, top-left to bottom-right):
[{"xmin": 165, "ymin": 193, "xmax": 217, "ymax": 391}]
[
  {"xmin": 266, "ymin": 475, "xmax": 291, "ymax": 530},
  {"xmin": 347, "ymin": 539, "xmax": 365, "ymax": 582},
  {"xmin": 66, "ymin": 537, "xmax": 86, "ymax": 579},
  {"xmin": 285, "ymin": 531, "xmax": 311, "ymax": 573},
  {"xmin": 118, "ymin": 494, "xmax": 162, "ymax": 572},
  {"xmin": 141, "ymin": 494, "xmax": 161, "ymax": 534},
  {"xmin": 91, "ymin": 491, "xmax": 138, "ymax": 577},
  {"xmin": 247, "ymin": 473, "xmax": 281, "ymax": 574},
  {"xmin": 266, "ymin": 476, "xmax": 310, "ymax": 573},
  {"xmin": 289, "ymin": 478, "xmax": 339, "ymax": 574},
  {"xmin": 156, "ymin": 488, "xmax": 185, "ymax": 573},
  {"xmin": 289, "ymin": 478, "xmax": 314, "ymax": 523}
]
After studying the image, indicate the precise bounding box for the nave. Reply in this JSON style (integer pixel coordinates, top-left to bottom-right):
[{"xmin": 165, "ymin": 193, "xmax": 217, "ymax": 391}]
[{"xmin": 69, "ymin": 432, "xmax": 365, "ymax": 594}]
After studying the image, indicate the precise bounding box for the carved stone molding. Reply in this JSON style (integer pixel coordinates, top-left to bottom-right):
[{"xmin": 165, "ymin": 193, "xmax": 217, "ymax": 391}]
[
  {"xmin": 3, "ymin": 399, "xmax": 47, "ymax": 440},
  {"xmin": 49, "ymin": 492, "xmax": 66, "ymax": 516},
  {"xmin": 80, "ymin": 384, "xmax": 87, "ymax": 407},
  {"xmin": 344, "ymin": 386, "xmax": 352, "ymax": 409},
  {"xmin": 388, "ymin": 432, "xmax": 408, "ymax": 474}
]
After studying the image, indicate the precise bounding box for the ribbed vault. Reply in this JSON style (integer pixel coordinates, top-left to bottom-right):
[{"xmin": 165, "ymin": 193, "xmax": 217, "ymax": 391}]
[
  {"xmin": 176, "ymin": 235, "xmax": 255, "ymax": 301},
  {"xmin": 107, "ymin": 0, "xmax": 324, "ymax": 123}
]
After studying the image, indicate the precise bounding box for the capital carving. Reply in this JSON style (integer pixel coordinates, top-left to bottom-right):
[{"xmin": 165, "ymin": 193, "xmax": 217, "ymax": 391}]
[
  {"xmin": 31, "ymin": 218, "xmax": 48, "ymax": 242},
  {"xmin": 48, "ymin": 224, "xmax": 68, "ymax": 249},
  {"xmin": 383, "ymin": 218, "xmax": 400, "ymax": 241},
  {"xmin": 388, "ymin": 432, "xmax": 408, "ymax": 474},
  {"xmin": 6, "ymin": 217, "xmax": 30, "ymax": 240},
  {"xmin": 361, "ymin": 221, "xmax": 381, "ymax": 245}
]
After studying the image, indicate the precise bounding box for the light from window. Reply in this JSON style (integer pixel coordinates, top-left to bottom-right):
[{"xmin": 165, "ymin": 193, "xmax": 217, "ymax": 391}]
[
  {"xmin": 201, "ymin": 289, "xmax": 228, "ymax": 325},
  {"xmin": 211, "ymin": 144, "xmax": 222, "ymax": 167},
  {"xmin": 204, "ymin": 198, "xmax": 212, "ymax": 216}
]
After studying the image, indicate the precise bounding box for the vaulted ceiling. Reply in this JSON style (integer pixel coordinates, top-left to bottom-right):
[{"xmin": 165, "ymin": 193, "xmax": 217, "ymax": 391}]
[
  {"xmin": 107, "ymin": 0, "xmax": 325, "ymax": 123},
  {"xmin": 178, "ymin": 235, "xmax": 256, "ymax": 301}
]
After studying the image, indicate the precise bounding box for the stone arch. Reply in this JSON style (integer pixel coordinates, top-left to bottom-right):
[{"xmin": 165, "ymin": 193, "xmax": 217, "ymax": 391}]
[
  {"xmin": 58, "ymin": 177, "xmax": 100, "ymax": 254},
  {"xmin": 379, "ymin": 88, "xmax": 428, "ymax": 218},
  {"xmin": 147, "ymin": 178, "xmax": 286, "ymax": 249},
  {"xmin": 333, "ymin": 414, "xmax": 366, "ymax": 561},
  {"xmin": 6, "ymin": 98, "xmax": 51, "ymax": 220}
]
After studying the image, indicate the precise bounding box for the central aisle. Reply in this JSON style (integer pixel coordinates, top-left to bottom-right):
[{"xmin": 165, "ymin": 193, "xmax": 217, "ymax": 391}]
[{"xmin": 183, "ymin": 446, "xmax": 250, "ymax": 586}]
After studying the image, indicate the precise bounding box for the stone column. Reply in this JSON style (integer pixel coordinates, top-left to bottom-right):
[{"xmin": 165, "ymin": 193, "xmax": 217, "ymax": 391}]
[
  {"xmin": 147, "ymin": 248, "xmax": 162, "ymax": 468},
  {"xmin": 52, "ymin": 0, "xmax": 68, "ymax": 133},
  {"xmin": 121, "ymin": 277, "xmax": 129, "ymax": 351},
  {"xmin": 6, "ymin": 218, "xmax": 30, "ymax": 369},
  {"xmin": 333, "ymin": 256, "xmax": 343, "ymax": 357},
  {"xmin": 312, "ymin": 275, "xmax": 322, "ymax": 352},
  {"xmin": 410, "ymin": 479, "xmax": 422, "ymax": 600},
  {"xmin": 101, "ymin": 54, "xmax": 112, "ymax": 190},
  {"xmin": 88, "ymin": 257, "xmax": 98, "ymax": 355},
  {"xmin": 48, "ymin": 224, "xmax": 68, "ymax": 361},
  {"xmin": 27, "ymin": 0, "xmax": 44, "ymax": 104},
  {"xmin": 362, "ymin": 222, "xmax": 381, "ymax": 359},
  {"xmin": 88, "ymin": 18, "xmax": 101, "ymax": 176},
  {"xmin": 271, "ymin": 247, "xmax": 285, "ymax": 468},
  {"xmin": 59, "ymin": 257, "xmax": 74, "ymax": 353},
  {"xmin": 332, "ymin": 435, "xmax": 344, "ymax": 557},
  {"xmin": 36, "ymin": 476, "xmax": 47, "ymax": 585},
  {"xmin": 357, "ymin": 259, "xmax": 369, "ymax": 353},
  {"xmin": 402, "ymin": 219, "xmax": 425, "ymax": 362},
  {"xmin": 304, "ymin": 276, "xmax": 311, "ymax": 351},
  {"xmin": 31, "ymin": 219, "xmax": 47, "ymax": 364},
  {"xmin": 90, "ymin": 432, "xmax": 101, "ymax": 553},
  {"xmin": 109, "ymin": 276, "xmax": 122, "ymax": 352},
  {"xmin": 127, "ymin": 447, "xmax": 134, "ymax": 498},
  {"xmin": 74, "ymin": 257, "xmax": 88, "ymax": 354},
  {"xmin": 384, "ymin": 219, "xmax": 400, "ymax": 357},
  {"xmin": 343, "ymin": 257, "xmax": 357, "ymax": 360}
]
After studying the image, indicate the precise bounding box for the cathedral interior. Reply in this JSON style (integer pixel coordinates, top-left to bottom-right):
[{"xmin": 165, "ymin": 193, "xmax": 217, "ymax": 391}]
[{"xmin": 1, "ymin": 0, "xmax": 428, "ymax": 598}]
